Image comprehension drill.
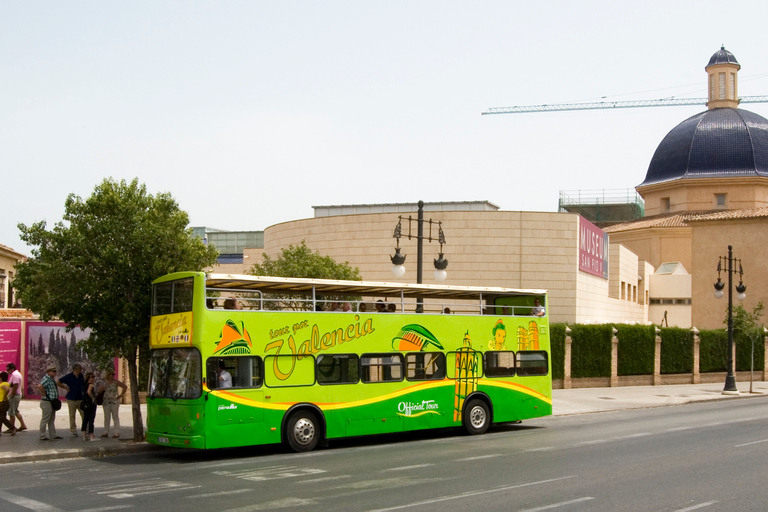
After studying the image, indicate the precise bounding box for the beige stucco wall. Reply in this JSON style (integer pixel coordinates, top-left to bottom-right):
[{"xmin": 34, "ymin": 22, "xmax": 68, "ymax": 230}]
[
  {"xmin": 649, "ymin": 273, "xmax": 692, "ymax": 328},
  {"xmin": 690, "ymin": 218, "xmax": 768, "ymax": 329},
  {"xmin": 259, "ymin": 210, "xmax": 648, "ymax": 326},
  {"xmin": 0, "ymin": 245, "xmax": 25, "ymax": 309},
  {"xmin": 608, "ymin": 227, "xmax": 692, "ymax": 271},
  {"xmin": 574, "ymin": 244, "xmax": 647, "ymax": 325},
  {"xmin": 639, "ymin": 177, "xmax": 768, "ymax": 217}
]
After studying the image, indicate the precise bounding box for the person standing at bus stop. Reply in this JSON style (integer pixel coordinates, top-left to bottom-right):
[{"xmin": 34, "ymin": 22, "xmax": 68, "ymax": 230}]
[
  {"xmin": 37, "ymin": 365, "xmax": 68, "ymax": 441},
  {"xmin": 99, "ymin": 369, "xmax": 127, "ymax": 438},
  {"xmin": 4, "ymin": 363, "xmax": 28, "ymax": 433},
  {"xmin": 58, "ymin": 363, "xmax": 85, "ymax": 437}
]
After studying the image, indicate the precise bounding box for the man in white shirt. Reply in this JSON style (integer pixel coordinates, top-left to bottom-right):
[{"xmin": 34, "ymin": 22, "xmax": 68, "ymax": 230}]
[{"xmin": 218, "ymin": 361, "xmax": 233, "ymax": 388}]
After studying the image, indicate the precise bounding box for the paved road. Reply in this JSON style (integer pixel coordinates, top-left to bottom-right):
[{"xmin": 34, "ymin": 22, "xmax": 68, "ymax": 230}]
[{"xmin": 2, "ymin": 397, "xmax": 768, "ymax": 511}]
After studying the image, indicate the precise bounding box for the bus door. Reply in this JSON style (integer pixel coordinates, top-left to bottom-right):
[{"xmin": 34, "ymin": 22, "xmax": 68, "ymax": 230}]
[{"xmin": 207, "ymin": 357, "xmax": 265, "ymax": 427}]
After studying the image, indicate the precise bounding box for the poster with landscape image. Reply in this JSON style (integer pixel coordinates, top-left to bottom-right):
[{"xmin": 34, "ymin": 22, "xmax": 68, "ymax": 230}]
[{"xmin": 25, "ymin": 322, "xmax": 107, "ymax": 399}]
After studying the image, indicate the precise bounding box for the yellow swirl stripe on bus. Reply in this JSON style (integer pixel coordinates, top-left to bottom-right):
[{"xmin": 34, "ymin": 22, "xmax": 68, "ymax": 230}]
[
  {"xmin": 477, "ymin": 379, "xmax": 553, "ymax": 405},
  {"xmin": 208, "ymin": 380, "xmax": 452, "ymax": 411},
  {"xmin": 207, "ymin": 378, "xmax": 551, "ymax": 410}
]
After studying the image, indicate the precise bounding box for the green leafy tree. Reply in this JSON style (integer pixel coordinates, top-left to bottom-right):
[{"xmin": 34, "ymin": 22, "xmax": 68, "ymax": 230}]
[
  {"xmin": 730, "ymin": 302, "xmax": 765, "ymax": 372},
  {"xmin": 14, "ymin": 178, "xmax": 218, "ymax": 441},
  {"xmin": 248, "ymin": 241, "xmax": 361, "ymax": 310}
]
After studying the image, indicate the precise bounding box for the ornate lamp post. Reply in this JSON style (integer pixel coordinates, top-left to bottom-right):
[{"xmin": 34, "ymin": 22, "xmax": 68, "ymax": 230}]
[
  {"xmin": 714, "ymin": 245, "xmax": 746, "ymax": 395},
  {"xmin": 390, "ymin": 201, "xmax": 448, "ymax": 312}
]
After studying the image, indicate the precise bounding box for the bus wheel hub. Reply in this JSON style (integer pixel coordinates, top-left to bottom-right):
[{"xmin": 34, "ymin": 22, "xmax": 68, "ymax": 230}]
[{"xmin": 293, "ymin": 418, "xmax": 315, "ymax": 444}]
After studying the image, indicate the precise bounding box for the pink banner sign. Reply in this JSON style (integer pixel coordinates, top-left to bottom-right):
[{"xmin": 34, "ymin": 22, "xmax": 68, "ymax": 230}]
[
  {"xmin": 0, "ymin": 321, "xmax": 22, "ymax": 369},
  {"xmin": 579, "ymin": 217, "xmax": 608, "ymax": 279}
]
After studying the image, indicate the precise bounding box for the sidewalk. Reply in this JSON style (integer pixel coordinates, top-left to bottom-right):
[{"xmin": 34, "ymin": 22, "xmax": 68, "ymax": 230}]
[
  {"xmin": 2, "ymin": 382, "xmax": 767, "ymax": 463},
  {"xmin": 0, "ymin": 399, "xmax": 158, "ymax": 463}
]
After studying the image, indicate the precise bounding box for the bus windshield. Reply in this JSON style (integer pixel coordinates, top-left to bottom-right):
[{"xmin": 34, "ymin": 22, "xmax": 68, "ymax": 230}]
[{"xmin": 148, "ymin": 347, "xmax": 202, "ymax": 400}]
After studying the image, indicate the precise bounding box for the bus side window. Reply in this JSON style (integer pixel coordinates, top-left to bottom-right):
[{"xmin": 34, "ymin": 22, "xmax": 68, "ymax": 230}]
[
  {"xmin": 484, "ymin": 351, "xmax": 515, "ymax": 377},
  {"xmin": 206, "ymin": 359, "xmax": 219, "ymax": 389},
  {"xmin": 406, "ymin": 353, "xmax": 446, "ymax": 381},
  {"xmin": 517, "ymin": 351, "xmax": 548, "ymax": 376},
  {"xmin": 361, "ymin": 354, "xmax": 404, "ymax": 383},
  {"xmin": 206, "ymin": 356, "xmax": 264, "ymax": 389},
  {"xmin": 317, "ymin": 354, "xmax": 359, "ymax": 384}
]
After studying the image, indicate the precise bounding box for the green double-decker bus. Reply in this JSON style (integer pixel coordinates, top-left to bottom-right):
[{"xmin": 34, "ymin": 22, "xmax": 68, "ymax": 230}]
[{"xmin": 146, "ymin": 272, "xmax": 552, "ymax": 452}]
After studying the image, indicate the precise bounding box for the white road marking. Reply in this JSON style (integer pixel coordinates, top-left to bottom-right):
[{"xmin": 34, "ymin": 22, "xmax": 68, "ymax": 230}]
[
  {"xmin": 213, "ymin": 465, "xmax": 326, "ymax": 481},
  {"xmin": 519, "ymin": 497, "xmax": 595, "ymax": 511},
  {"xmin": 382, "ymin": 464, "xmax": 434, "ymax": 472},
  {"xmin": 0, "ymin": 490, "xmax": 64, "ymax": 511},
  {"xmin": 735, "ymin": 438, "xmax": 768, "ymax": 447},
  {"xmin": 223, "ymin": 497, "xmax": 319, "ymax": 511},
  {"xmin": 86, "ymin": 478, "xmax": 201, "ymax": 499},
  {"xmin": 673, "ymin": 501, "xmax": 719, "ymax": 511},
  {"xmin": 453, "ymin": 454, "xmax": 500, "ymax": 461},
  {"xmin": 366, "ymin": 476, "xmax": 575, "ymax": 511},
  {"xmin": 616, "ymin": 432, "xmax": 652, "ymax": 439},
  {"xmin": 80, "ymin": 507, "xmax": 133, "ymax": 512},
  {"xmin": 188, "ymin": 489, "xmax": 253, "ymax": 499}
]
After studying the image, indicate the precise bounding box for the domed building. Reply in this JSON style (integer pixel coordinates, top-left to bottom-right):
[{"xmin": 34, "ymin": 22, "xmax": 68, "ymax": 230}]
[{"xmin": 607, "ymin": 47, "xmax": 768, "ymax": 329}]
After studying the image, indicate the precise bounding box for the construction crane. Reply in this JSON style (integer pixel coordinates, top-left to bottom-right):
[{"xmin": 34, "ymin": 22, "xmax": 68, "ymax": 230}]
[{"xmin": 482, "ymin": 96, "xmax": 768, "ymax": 115}]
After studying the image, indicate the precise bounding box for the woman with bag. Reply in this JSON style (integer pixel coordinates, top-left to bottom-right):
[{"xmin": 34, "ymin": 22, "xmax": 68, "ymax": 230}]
[{"xmin": 80, "ymin": 373, "xmax": 98, "ymax": 441}]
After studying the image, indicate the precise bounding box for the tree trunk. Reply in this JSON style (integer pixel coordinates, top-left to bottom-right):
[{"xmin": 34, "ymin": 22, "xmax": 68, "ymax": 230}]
[{"xmin": 127, "ymin": 346, "xmax": 145, "ymax": 442}]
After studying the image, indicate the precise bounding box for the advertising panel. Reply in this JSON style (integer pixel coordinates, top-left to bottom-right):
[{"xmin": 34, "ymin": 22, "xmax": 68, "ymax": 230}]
[
  {"xmin": 0, "ymin": 321, "xmax": 22, "ymax": 368},
  {"xmin": 25, "ymin": 322, "xmax": 95, "ymax": 398},
  {"xmin": 579, "ymin": 216, "xmax": 609, "ymax": 279}
]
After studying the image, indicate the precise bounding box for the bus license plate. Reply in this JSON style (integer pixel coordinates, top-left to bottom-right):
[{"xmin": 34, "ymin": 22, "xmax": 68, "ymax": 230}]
[{"xmin": 158, "ymin": 436, "xmax": 169, "ymax": 444}]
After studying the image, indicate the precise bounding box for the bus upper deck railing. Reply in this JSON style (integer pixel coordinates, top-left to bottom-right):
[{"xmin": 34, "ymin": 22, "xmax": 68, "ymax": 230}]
[{"xmin": 205, "ymin": 294, "xmax": 544, "ymax": 317}]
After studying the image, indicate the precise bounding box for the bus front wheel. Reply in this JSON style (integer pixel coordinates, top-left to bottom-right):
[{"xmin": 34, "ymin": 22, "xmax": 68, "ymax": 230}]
[
  {"xmin": 285, "ymin": 410, "xmax": 320, "ymax": 452},
  {"xmin": 463, "ymin": 399, "xmax": 490, "ymax": 435}
]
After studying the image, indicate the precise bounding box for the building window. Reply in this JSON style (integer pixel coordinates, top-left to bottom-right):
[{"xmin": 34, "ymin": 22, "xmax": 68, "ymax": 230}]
[
  {"xmin": 719, "ymin": 72, "xmax": 726, "ymax": 100},
  {"xmin": 715, "ymin": 193, "xmax": 726, "ymax": 207},
  {"xmin": 730, "ymin": 73, "xmax": 736, "ymax": 100},
  {"xmin": 621, "ymin": 281, "xmax": 626, "ymax": 300},
  {"xmin": 661, "ymin": 197, "xmax": 670, "ymax": 212},
  {"xmin": 710, "ymin": 74, "xmax": 715, "ymax": 99},
  {"xmin": 633, "ymin": 285, "xmax": 637, "ymax": 302}
]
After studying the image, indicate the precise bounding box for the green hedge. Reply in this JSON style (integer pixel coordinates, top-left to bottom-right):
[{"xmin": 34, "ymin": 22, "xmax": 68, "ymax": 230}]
[
  {"xmin": 617, "ymin": 324, "xmax": 656, "ymax": 376},
  {"xmin": 549, "ymin": 323, "xmax": 566, "ymax": 380},
  {"xmin": 545, "ymin": 323, "xmax": 764, "ymax": 379},
  {"xmin": 571, "ymin": 324, "xmax": 613, "ymax": 378},
  {"xmin": 699, "ymin": 329, "xmax": 727, "ymax": 372},
  {"xmin": 660, "ymin": 327, "xmax": 693, "ymax": 374},
  {"xmin": 736, "ymin": 328, "xmax": 765, "ymax": 372}
]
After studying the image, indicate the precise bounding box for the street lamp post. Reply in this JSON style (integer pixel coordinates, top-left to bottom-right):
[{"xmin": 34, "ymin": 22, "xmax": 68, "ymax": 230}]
[
  {"xmin": 390, "ymin": 200, "xmax": 448, "ymax": 313},
  {"xmin": 714, "ymin": 245, "xmax": 746, "ymax": 395}
]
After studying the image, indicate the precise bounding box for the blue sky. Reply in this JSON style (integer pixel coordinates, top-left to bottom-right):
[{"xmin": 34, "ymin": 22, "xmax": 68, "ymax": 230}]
[{"xmin": 3, "ymin": 1, "xmax": 768, "ymax": 255}]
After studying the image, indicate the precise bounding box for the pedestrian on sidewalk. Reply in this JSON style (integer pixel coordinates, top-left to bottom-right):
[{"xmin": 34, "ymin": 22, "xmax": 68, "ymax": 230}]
[
  {"xmin": 99, "ymin": 368, "xmax": 126, "ymax": 438},
  {"xmin": 58, "ymin": 363, "xmax": 85, "ymax": 438},
  {"xmin": 80, "ymin": 372, "xmax": 98, "ymax": 441},
  {"xmin": 0, "ymin": 371, "xmax": 16, "ymax": 435},
  {"xmin": 5, "ymin": 363, "xmax": 28, "ymax": 433},
  {"xmin": 37, "ymin": 365, "xmax": 68, "ymax": 441}
]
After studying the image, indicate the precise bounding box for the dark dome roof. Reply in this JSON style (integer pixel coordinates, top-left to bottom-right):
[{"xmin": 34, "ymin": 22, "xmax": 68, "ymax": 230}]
[
  {"xmin": 641, "ymin": 108, "xmax": 768, "ymax": 186},
  {"xmin": 707, "ymin": 46, "xmax": 740, "ymax": 67}
]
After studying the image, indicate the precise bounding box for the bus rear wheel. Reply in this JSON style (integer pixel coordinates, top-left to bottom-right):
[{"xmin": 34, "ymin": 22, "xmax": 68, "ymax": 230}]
[
  {"xmin": 285, "ymin": 410, "xmax": 320, "ymax": 452},
  {"xmin": 463, "ymin": 399, "xmax": 490, "ymax": 435}
]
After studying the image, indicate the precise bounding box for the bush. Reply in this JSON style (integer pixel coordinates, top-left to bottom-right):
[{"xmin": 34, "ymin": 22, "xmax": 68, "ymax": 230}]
[
  {"xmin": 699, "ymin": 329, "xmax": 727, "ymax": 372},
  {"xmin": 735, "ymin": 327, "xmax": 765, "ymax": 372},
  {"xmin": 660, "ymin": 327, "xmax": 693, "ymax": 374},
  {"xmin": 571, "ymin": 324, "xmax": 613, "ymax": 378},
  {"xmin": 617, "ymin": 324, "xmax": 655, "ymax": 376},
  {"xmin": 550, "ymin": 323, "xmax": 566, "ymax": 380}
]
